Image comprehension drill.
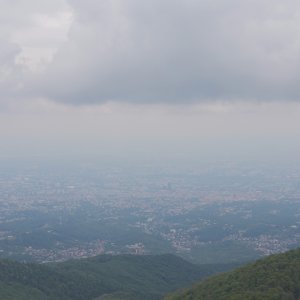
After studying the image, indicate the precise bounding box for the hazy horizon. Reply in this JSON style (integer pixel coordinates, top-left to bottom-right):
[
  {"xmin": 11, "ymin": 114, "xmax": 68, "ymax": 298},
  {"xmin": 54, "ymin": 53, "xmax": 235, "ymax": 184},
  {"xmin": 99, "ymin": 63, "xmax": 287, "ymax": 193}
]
[{"xmin": 1, "ymin": 1, "xmax": 300, "ymax": 165}]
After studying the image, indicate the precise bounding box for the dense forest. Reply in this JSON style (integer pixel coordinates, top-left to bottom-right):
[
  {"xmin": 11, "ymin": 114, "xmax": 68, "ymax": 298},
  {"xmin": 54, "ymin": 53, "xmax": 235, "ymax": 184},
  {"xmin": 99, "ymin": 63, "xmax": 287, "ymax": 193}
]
[
  {"xmin": 0, "ymin": 254, "xmax": 235, "ymax": 300},
  {"xmin": 166, "ymin": 248, "xmax": 300, "ymax": 300},
  {"xmin": 2, "ymin": 249, "xmax": 299, "ymax": 299}
]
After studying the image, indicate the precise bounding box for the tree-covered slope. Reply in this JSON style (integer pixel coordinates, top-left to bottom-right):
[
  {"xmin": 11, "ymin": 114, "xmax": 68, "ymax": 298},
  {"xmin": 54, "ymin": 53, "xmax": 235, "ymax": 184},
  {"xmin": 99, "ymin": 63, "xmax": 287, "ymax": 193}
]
[
  {"xmin": 0, "ymin": 254, "xmax": 236, "ymax": 300},
  {"xmin": 166, "ymin": 248, "xmax": 300, "ymax": 300}
]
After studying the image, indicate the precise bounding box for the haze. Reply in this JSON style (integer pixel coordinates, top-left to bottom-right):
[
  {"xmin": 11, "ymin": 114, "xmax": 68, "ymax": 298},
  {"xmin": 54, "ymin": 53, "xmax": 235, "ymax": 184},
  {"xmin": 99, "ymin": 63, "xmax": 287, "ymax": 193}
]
[{"xmin": 1, "ymin": 0, "xmax": 300, "ymax": 164}]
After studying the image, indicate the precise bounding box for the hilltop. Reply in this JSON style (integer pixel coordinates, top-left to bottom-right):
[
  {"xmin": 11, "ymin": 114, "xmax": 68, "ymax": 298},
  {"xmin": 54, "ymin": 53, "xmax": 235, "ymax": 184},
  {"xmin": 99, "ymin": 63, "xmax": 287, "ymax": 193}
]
[{"xmin": 166, "ymin": 248, "xmax": 300, "ymax": 300}]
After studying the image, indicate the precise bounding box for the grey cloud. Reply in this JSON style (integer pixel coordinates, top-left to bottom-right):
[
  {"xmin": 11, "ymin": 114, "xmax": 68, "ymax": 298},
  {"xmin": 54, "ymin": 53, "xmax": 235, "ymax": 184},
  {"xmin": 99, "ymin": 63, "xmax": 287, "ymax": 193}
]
[
  {"xmin": 0, "ymin": 0, "xmax": 70, "ymax": 106},
  {"xmin": 0, "ymin": 38, "xmax": 24, "ymax": 100},
  {"xmin": 8, "ymin": 0, "xmax": 300, "ymax": 103}
]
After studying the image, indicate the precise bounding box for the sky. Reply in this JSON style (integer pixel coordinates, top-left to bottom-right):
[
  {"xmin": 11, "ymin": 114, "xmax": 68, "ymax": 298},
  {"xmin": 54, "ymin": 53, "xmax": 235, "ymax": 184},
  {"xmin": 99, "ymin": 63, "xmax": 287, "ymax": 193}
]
[{"xmin": 1, "ymin": 0, "xmax": 300, "ymax": 163}]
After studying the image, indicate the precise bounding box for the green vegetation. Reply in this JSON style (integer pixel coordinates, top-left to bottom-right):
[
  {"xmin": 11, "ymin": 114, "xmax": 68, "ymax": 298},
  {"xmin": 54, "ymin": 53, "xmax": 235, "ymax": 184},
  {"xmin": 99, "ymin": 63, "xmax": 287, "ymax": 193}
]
[
  {"xmin": 4, "ymin": 247, "xmax": 299, "ymax": 300},
  {"xmin": 0, "ymin": 254, "xmax": 235, "ymax": 300},
  {"xmin": 166, "ymin": 248, "xmax": 300, "ymax": 300}
]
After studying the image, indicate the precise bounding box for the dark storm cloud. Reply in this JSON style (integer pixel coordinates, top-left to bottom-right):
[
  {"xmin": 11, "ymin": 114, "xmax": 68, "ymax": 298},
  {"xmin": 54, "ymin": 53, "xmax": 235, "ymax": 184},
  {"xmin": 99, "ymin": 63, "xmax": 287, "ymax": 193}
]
[{"xmin": 4, "ymin": 0, "xmax": 300, "ymax": 104}]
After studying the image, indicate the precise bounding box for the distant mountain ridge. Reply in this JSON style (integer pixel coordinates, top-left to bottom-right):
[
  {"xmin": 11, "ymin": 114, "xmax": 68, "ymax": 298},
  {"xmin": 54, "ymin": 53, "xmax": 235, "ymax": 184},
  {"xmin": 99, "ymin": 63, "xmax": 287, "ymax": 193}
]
[
  {"xmin": 166, "ymin": 248, "xmax": 300, "ymax": 300},
  {"xmin": 0, "ymin": 254, "xmax": 236, "ymax": 300}
]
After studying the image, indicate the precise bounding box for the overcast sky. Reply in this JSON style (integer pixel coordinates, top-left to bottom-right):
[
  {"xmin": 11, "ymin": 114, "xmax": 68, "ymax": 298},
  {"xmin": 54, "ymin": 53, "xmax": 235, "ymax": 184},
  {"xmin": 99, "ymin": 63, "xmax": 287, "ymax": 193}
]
[{"xmin": 1, "ymin": 0, "xmax": 300, "ymax": 163}]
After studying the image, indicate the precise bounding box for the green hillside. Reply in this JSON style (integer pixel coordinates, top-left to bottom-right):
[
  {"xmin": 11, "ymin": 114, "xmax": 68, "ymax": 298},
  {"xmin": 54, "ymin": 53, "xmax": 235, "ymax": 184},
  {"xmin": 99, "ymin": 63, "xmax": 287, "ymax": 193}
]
[
  {"xmin": 0, "ymin": 254, "xmax": 235, "ymax": 300},
  {"xmin": 166, "ymin": 248, "xmax": 300, "ymax": 300}
]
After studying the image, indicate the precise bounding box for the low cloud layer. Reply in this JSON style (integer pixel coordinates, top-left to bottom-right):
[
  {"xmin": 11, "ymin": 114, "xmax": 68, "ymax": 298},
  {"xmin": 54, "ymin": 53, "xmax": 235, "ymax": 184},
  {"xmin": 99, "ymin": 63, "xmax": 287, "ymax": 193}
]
[{"xmin": 2, "ymin": 0, "xmax": 300, "ymax": 104}]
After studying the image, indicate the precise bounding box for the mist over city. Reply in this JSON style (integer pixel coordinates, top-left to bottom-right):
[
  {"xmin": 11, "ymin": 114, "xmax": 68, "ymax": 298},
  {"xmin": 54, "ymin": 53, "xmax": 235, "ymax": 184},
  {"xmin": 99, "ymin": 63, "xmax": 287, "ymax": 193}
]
[{"xmin": 1, "ymin": 1, "xmax": 300, "ymax": 299}]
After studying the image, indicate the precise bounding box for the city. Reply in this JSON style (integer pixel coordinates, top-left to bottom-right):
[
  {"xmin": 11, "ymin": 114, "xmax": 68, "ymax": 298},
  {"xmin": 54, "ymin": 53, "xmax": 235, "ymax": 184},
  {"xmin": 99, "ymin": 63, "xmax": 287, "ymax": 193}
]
[{"xmin": 1, "ymin": 161, "xmax": 299, "ymax": 264}]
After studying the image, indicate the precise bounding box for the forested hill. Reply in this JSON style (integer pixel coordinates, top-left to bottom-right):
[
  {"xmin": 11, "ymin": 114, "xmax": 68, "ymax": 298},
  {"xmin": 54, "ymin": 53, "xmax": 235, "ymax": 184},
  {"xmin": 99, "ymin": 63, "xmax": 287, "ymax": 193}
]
[
  {"xmin": 0, "ymin": 254, "xmax": 236, "ymax": 300},
  {"xmin": 166, "ymin": 248, "xmax": 300, "ymax": 300}
]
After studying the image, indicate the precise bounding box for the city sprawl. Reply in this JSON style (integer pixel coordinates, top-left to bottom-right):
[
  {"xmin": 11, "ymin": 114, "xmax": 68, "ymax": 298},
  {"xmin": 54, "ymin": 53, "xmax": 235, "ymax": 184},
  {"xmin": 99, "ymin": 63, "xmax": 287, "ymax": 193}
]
[{"xmin": 1, "ymin": 161, "xmax": 300, "ymax": 264}]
